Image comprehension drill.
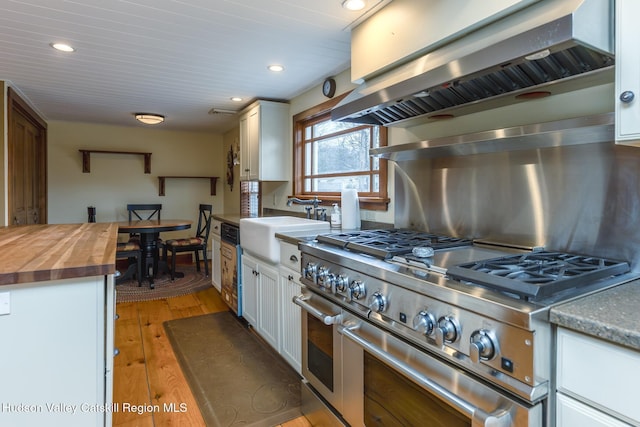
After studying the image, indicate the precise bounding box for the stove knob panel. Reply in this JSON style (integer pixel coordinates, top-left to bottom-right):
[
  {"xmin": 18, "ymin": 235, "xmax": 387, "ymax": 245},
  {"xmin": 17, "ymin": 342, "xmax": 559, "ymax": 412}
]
[
  {"xmin": 435, "ymin": 316, "xmax": 460, "ymax": 346},
  {"xmin": 349, "ymin": 280, "xmax": 366, "ymax": 300},
  {"xmin": 335, "ymin": 274, "xmax": 349, "ymax": 293},
  {"xmin": 369, "ymin": 292, "xmax": 387, "ymax": 313},
  {"xmin": 316, "ymin": 266, "xmax": 334, "ymax": 290},
  {"xmin": 470, "ymin": 329, "xmax": 497, "ymax": 363},
  {"xmin": 303, "ymin": 262, "xmax": 318, "ymax": 281},
  {"xmin": 412, "ymin": 311, "xmax": 436, "ymax": 336}
]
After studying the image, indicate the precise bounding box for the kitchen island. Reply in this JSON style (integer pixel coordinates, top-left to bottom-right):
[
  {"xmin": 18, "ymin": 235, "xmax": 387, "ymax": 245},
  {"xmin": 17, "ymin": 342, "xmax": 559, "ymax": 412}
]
[{"xmin": 0, "ymin": 223, "xmax": 118, "ymax": 427}]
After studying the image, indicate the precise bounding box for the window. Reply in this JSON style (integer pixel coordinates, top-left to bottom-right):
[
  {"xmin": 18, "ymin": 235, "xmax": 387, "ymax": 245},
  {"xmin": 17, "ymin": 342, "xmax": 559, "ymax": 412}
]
[
  {"xmin": 293, "ymin": 94, "xmax": 389, "ymax": 210},
  {"xmin": 240, "ymin": 181, "xmax": 260, "ymax": 217}
]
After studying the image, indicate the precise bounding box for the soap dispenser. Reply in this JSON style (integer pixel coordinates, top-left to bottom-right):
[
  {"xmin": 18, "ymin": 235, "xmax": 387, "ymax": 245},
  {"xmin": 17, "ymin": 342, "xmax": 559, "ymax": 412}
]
[{"xmin": 330, "ymin": 203, "xmax": 342, "ymax": 229}]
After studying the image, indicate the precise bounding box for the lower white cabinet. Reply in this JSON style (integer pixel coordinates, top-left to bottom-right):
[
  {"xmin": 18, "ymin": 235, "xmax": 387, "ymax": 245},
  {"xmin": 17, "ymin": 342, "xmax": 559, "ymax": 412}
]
[
  {"xmin": 241, "ymin": 241, "xmax": 304, "ymax": 374},
  {"xmin": 241, "ymin": 252, "xmax": 280, "ymax": 352},
  {"xmin": 241, "ymin": 253, "xmax": 259, "ymax": 330},
  {"xmin": 556, "ymin": 328, "xmax": 639, "ymax": 426},
  {"xmin": 279, "ymin": 265, "xmax": 302, "ymax": 374}
]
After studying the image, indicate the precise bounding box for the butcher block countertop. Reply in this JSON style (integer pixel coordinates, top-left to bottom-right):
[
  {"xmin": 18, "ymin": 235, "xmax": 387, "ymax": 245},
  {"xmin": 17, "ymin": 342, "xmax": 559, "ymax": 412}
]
[{"xmin": 0, "ymin": 223, "xmax": 118, "ymax": 286}]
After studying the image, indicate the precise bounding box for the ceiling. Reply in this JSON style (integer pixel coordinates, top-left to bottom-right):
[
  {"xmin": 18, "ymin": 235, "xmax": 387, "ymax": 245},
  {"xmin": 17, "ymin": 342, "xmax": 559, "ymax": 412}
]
[{"xmin": 0, "ymin": 0, "xmax": 390, "ymax": 133}]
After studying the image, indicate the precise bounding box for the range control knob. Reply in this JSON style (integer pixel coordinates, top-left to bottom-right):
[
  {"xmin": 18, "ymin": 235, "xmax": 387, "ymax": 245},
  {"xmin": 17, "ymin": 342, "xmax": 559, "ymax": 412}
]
[
  {"xmin": 304, "ymin": 262, "xmax": 318, "ymax": 281},
  {"xmin": 470, "ymin": 329, "xmax": 497, "ymax": 363},
  {"xmin": 316, "ymin": 266, "xmax": 334, "ymax": 290},
  {"xmin": 335, "ymin": 274, "xmax": 349, "ymax": 293},
  {"xmin": 349, "ymin": 280, "xmax": 366, "ymax": 300},
  {"xmin": 413, "ymin": 311, "xmax": 436, "ymax": 336},
  {"xmin": 369, "ymin": 292, "xmax": 387, "ymax": 313},
  {"xmin": 435, "ymin": 316, "xmax": 460, "ymax": 347}
]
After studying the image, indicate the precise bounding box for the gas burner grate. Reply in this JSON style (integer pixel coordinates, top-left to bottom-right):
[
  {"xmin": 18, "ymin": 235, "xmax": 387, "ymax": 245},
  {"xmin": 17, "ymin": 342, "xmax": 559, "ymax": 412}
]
[
  {"xmin": 316, "ymin": 229, "xmax": 472, "ymax": 259},
  {"xmin": 446, "ymin": 251, "xmax": 630, "ymax": 300}
]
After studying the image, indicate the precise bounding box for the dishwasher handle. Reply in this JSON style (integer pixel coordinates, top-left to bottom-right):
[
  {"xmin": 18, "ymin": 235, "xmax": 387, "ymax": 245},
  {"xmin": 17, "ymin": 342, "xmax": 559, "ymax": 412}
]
[
  {"xmin": 338, "ymin": 324, "xmax": 513, "ymax": 427},
  {"xmin": 293, "ymin": 294, "xmax": 341, "ymax": 326}
]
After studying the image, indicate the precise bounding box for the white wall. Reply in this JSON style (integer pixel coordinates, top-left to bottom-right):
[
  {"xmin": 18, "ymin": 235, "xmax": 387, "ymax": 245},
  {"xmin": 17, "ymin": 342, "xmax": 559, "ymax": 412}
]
[{"xmin": 47, "ymin": 120, "xmax": 224, "ymax": 240}]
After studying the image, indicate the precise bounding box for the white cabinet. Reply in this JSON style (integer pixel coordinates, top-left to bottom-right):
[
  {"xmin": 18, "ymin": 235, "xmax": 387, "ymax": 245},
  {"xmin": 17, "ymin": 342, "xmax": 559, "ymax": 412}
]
[
  {"xmin": 616, "ymin": 0, "xmax": 640, "ymax": 145},
  {"xmin": 239, "ymin": 100, "xmax": 289, "ymax": 181},
  {"xmin": 279, "ymin": 241, "xmax": 303, "ymax": 374},
  {"xmin": 256, "ymin": 261, "xmax": 280, "ymax": 351},
  {"xmin": 0, "ymin": 275, "xmax": 115, "ymax": 427},
  {"xmin": 211, "ymin": 219, "xmax": 221, "ymax": 292},
  {"xmin": 241, "ymin": 253, "xmax": 259, "ymax": 328},
  {"xmin": 556, "ymin": 328, "xmax": 639, "ymax": 426},
  {"xmin": 351, "ymin": 0, "xmax": 538, "ymax": 82},
  {"xmin": 240, "ymin": 252, "xmax": 280, "ymax": 351}
]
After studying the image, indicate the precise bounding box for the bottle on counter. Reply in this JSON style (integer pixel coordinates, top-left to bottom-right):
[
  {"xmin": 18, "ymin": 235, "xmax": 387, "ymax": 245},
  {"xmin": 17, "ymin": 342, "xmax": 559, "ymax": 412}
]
[{"xmin": 330, "ymin": 203, "xmax": 342, "ymax": 229}]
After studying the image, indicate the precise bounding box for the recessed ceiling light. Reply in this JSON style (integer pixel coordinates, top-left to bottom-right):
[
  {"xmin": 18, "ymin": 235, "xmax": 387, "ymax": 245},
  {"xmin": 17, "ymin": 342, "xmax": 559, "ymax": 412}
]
[
  {"xmin": 268, "ymin": 64, "xmax": 284, "ymax": 72},
  {"xmin": 342, "ymin": 0, "xmax": 366, "ymax": 11},
  {"xmin": 50, "ymin": 43, "xmax": 75, "ymax": 52},
  {"xmin": 230, "ymin": 97, "xmax": 243, "ymax": 102},
  {"xmin": 134, "ymin": 113, "xmax": 165, "ymax": 125}
]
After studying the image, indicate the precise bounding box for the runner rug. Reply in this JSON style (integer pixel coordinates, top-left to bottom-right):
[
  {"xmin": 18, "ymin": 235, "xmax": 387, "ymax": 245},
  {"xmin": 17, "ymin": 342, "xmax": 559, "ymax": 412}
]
[
  {"xmin": 164, "ymin": 311, "xmax": 302, "ymax": 427},
  {"xmin": 116, "ymin": 265, "xmax": 213, "ymax": 303}
]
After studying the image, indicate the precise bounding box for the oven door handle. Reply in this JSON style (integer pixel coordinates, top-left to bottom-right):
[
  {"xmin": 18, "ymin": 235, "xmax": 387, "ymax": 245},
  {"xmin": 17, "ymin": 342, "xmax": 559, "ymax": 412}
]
[
  {"xmin": 293, "ymin": 295, "xmax": 341, "ymax": 326},
  {"xmin": 339, "ymin": 325, "xmax": 513, "ymax": 427}
]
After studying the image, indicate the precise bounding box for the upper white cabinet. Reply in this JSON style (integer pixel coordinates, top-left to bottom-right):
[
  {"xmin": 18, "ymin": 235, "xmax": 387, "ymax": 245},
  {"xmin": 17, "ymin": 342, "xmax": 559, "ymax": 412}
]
[
  {"xmin": 616, "ymin": 0, "xmax": 640, "ymax": 145},
  {"xmin": 239, "ymin": 100, "xmax": 289, "ymax": 181},
  {"xmin": 350, "ymin": 0, "xmax": 539, "ymax": 82}
]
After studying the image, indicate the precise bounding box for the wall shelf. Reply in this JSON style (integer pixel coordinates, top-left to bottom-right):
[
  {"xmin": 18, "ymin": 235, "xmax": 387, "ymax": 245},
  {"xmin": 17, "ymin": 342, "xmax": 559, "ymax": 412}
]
[
  {"xmin": 79, "ymin": 149, "xmax": 152, "ymax": 173},
  {"xmin": 158, "ymin": 176, "xmax": 219, "ymax": 196}
]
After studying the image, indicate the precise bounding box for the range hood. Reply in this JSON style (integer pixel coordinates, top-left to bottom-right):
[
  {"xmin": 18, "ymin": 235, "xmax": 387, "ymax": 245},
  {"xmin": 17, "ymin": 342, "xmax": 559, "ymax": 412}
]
[{"xmin": 332, "ymin": 0, "xmax": 614, "ymax": 126}]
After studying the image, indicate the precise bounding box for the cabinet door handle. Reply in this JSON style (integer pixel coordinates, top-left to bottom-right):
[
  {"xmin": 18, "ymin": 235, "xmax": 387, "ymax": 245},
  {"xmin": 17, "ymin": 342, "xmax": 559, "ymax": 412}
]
[
  {"xmin": 289, "ymin": 255, "xmax": 298, "ymax": 262},
  {"xmin": 620, "ymin": 90, "xmax": 635, "ymax": 103},
  {"xmin": 288, "ymin": 275, "xmax": 294, "ymax": 281}
]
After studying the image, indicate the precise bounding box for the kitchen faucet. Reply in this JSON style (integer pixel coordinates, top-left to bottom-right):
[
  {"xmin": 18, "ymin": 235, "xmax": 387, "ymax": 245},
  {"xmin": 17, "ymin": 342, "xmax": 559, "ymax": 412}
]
[{"xmin": 286, "ymin": 196, "xmax": 325, "ymax": 220}]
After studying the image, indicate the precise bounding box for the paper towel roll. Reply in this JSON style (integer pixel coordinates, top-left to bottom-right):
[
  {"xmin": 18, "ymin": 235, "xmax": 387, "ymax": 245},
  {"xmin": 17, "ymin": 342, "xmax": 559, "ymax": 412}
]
[{"xmin": 341, "ymin": 188, "xmax": 361, "ymax": 230}]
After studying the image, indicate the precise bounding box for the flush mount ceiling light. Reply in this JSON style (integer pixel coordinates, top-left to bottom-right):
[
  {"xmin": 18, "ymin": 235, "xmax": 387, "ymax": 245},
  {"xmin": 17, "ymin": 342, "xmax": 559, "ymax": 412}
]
[
  {"xmin": 230, "ymin": 97, "xmax": 243, "ymax": 102},
  {"xmin": 342, "ymin": 0, "xmax": 366, "ymax": 11},
  {"xmin": 267, "ymin": 64, "xmax": 284, "ymax": 72},
  {"xmin": 134, "ymin": 113, "xmax": 165, "ymax": 125},
  {"xmin": 50, "ymin": 43, "xmax": 75, "ymax": 52}
]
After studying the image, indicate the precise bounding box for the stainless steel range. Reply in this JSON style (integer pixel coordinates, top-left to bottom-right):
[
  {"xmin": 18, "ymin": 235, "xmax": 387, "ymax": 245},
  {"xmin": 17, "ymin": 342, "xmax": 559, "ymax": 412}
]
[{"xmin": 296, "ymin": 229, "xmax": 637, "ymax": 426}]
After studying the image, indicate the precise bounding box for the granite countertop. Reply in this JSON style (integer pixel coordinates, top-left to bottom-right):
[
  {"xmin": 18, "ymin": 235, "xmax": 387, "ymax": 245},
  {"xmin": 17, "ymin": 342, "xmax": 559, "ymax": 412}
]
[
  {"xmin": 0, "ymin": 223, "xmax": 118, "ymax": 286},
  {"xmin": 212, "ymin": 213, "xmax": 245, "ymax": 227},
  {"xmin": 550, "ymin": 280, "xmax": 640, "ymax": 351}
]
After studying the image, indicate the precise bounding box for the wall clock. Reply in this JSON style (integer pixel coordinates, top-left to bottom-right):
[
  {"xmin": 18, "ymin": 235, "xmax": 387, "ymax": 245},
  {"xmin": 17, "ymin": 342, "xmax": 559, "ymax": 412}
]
[{"xmin": 322, "ymin": 78, "xmax": 336, "ymax": 98}]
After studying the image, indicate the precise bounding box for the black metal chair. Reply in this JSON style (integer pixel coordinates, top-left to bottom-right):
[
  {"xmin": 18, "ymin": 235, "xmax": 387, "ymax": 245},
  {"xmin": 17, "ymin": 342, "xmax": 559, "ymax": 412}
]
[
  {"xmin": 126, "ymin": 203, "xmax": 162, "ymax": 242},
  {"xmin": 115, "ymin": 241, "xmax": 143, "ymax": 286},
  {"xmin": 163, "ymin": 204, "xmax": 213, "ymax": 280}
]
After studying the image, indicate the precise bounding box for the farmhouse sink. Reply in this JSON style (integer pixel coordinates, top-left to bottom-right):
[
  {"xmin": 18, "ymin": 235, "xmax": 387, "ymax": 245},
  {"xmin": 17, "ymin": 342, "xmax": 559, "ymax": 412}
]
[{"xmin": 239, "ymin": 216, "xmax": 330, "ymax": 263}]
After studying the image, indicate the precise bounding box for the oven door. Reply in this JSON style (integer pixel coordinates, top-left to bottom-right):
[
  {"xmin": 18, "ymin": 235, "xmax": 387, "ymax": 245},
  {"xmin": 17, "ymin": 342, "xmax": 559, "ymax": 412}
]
[
  {"xmin": 339, "ymin": 311, "xmax": 544, "ymax": 427},
  {"xmin": 293, "ymin": 291, "xmax": 343, "ymax": 415}
]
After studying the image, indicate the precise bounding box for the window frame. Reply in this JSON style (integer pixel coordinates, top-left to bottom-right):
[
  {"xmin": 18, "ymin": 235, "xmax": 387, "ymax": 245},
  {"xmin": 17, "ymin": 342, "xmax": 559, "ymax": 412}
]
[{"xmin": 292, "ymin": 93, "xmax": 389, "ymax": 211}]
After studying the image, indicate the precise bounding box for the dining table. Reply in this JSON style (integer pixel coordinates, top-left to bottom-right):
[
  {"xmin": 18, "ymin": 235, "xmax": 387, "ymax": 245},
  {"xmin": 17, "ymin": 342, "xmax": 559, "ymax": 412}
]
[{"xmin": 116, "ymin": 219, "xmax": 192, "ymax": 288}]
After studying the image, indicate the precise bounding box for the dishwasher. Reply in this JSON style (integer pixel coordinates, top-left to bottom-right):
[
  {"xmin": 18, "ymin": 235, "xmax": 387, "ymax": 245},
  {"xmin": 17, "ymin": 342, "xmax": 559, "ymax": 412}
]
[{"xmin": 220, "ymin": 222, "xmax": 242, "ymax": 316}]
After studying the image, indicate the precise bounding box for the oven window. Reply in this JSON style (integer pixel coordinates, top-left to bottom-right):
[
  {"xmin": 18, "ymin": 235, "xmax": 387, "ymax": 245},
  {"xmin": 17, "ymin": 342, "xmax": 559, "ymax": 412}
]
[
  {"xmin": 364, "ymin": 352, "xmax": 470, "ymax": 427},
  {"xmin": 307, "ymin": 314, "xmax": 334, "ymax": 391}
]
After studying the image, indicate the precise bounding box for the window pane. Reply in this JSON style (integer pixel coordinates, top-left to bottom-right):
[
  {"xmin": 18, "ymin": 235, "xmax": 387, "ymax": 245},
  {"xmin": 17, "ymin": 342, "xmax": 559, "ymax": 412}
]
[
  {"xmin": 305, "ymin": 125, "xmax": 312, "ymax": 140},
  {"xmin": 315, "ymin": 130, "xmax": 370, "ymax": 175},
  {"xmin": 313, "ymin": 120, "xmax": 360, "ymax": 138},
  {"xmin": 304, "ymin": 143, "xmax": 312, "ymax": 175}
]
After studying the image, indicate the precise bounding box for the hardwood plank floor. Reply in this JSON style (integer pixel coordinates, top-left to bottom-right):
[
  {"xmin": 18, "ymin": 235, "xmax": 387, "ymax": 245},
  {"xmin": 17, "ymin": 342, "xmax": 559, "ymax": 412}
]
[{"xmin": 113, "ymin": 284, "xmax": 311, "ymax": 427}]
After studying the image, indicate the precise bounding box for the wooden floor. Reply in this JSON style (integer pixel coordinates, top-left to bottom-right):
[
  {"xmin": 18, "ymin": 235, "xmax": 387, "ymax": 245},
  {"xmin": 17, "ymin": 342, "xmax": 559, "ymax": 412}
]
[{"xmin": 113, "ymin": 285, "xmax": 311, "ymax": 427}]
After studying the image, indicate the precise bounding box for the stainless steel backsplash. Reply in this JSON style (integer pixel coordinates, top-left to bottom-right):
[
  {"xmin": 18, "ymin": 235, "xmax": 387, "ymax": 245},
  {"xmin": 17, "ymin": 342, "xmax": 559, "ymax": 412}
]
[{"xmin": 394, "ymin": 142, "xmax": 640, "ymax": 269}]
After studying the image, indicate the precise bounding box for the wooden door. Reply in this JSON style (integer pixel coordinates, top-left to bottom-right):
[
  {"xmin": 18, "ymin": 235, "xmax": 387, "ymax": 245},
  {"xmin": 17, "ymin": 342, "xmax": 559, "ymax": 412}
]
[{"xmin": 8, "ymin": 88, "xmax": 47, "ymax": 225}]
